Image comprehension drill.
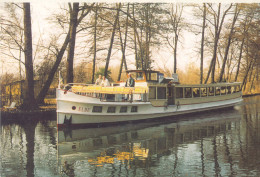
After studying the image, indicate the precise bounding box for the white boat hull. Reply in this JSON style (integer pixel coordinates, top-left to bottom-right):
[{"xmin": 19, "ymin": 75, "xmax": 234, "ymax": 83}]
[{"xmin": 56, "ymin": 88, "xmax": 243, "ymax": 127}]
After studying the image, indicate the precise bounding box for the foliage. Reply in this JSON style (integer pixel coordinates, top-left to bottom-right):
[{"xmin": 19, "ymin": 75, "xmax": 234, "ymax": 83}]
[
  {"xmin": 74, "ymin": 62, "xmax": 92, "ymax": 83},
  {"xmin": 95, "ymin": 67, "xmax": 112, "ymax": 81},
  {"xmin": 177, "ymin": 62, "xmax": 200, "ymax": 84}
]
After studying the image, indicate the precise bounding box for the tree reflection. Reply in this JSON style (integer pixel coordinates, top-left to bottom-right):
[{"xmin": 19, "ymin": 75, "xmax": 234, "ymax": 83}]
[
  {"xmin": 23, "ymin": 121, "xmax": 37, "ymax": 177},
  {"xmin": 62, "ymin": 161, "xmax": 75, "ymax": 177}
]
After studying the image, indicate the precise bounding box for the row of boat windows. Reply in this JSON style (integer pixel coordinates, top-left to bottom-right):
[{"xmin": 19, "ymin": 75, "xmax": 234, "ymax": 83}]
[
  {"xmin": 149, "ymin": 85, "xmax": 241, "ymax": 99},
  {"xmin": 92, "ymin": 106, "xmax": 138, "ymax": 113},
  {"xmin": 176, "ymin": 85, "xmax": 241, "ymax": 99}
]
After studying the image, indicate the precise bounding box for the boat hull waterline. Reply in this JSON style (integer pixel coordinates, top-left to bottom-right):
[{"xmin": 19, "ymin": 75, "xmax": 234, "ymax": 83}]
[{"xmin": 57, "ymin": 89, "xmax": 242, "ymax": 127}]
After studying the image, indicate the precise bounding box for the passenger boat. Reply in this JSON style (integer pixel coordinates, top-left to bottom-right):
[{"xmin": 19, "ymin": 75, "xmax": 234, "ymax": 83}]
[{"xmin": 56, "ymin": 70, "xmax": 242, "ymax": 127}]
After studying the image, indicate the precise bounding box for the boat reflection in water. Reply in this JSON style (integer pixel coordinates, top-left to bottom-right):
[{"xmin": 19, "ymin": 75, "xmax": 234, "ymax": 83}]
[{"xmin": 57, "ymin": 103, "xmax": 260, "ymax": 177}]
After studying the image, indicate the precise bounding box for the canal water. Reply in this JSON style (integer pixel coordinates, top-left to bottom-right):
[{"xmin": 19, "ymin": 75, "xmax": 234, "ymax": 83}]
[{"xmin": 1, "ymin": 96, "xmax": 259, "ymax": 177}]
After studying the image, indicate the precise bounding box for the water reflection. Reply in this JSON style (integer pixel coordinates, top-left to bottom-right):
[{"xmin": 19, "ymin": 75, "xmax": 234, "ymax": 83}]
[
  {"xmin": 1, "ymin": 96, "xmax": 259, "ymax": 176},
  {"xmin": 1, "ymin": 120, "xmax": 58, "ymax": 177}
]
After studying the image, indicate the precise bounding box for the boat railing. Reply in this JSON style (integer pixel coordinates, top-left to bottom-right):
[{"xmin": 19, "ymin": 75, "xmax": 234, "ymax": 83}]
[{"xmin": 62, "ymin": 83, "xmax": 149, "ymax": 102}]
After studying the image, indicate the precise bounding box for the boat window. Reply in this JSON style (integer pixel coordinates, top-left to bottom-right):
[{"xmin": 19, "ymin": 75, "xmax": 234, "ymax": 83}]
[
  {"xmin": 208, "ymin": 87, "xmax": 214, "ymax": 96},
  {"xmin": 221, "ymin": 86, "xmax": 226, "ymax": 95},
  {"xmin": 151, "ymin": 73, "xmax": 157, "ymax": 80},
  {"xmin": 231, "ymin": 86, "xmax": 236, "ymax": 93},
  {"xmin": 227, "ymin": 86, "xmax": 231, "ymax": 94},
  {"xmin": 176, "ymin": 87, "xmax": 183, "ymax": 98},
  {"xmin": 107, "ymin": 106, "xmax": 116, "ymax": 113},
  {"xmin": 146, "ymin": 72, "xmax": 158, "ymax": 81},
  {"xmin": 136, "ymin": 72, "xmax": 144, "ymax": 80},
  {"xmin": 235, "ymin": 85, "xmax": 240, "ymax": 92},
  {"xmin": 120, "ymin": 106, "xmax": 127, "ymax": 113},
  {"xmin": 215, "ymin": 87, "xmax": 221, "ymax": 96},
  {"xmin": 193, "ymin": 88, "xmax": 200, "ymax": 97},
  {"xmin": 149, "ymin": 87, "xmax": 156, "ymax": 99},
  {"xmin": 92, "ymin": 106, "xmax": 102, "ymax": 113},
  {"xmin": 157, "ymin": 87, "xmax": 166, "ymax": 99},
  {"xmin": 131, "ymin": 106, "xmax": 138, "ymax": 112},
  {"xmin": 184, "ymin": 87, "xmax": 192, "ymax": 98},
  {"xmin": 201, "ymin": 88, "xmax": 207, "ymax": 97}
]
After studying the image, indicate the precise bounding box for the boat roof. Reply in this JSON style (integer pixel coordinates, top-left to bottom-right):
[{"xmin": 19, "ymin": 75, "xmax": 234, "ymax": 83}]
[
  {"xmin": 175, "ymin": 82, "xmax": 242, "ymax": 87},
  {"xmin": 126, "ymin": 70, "xmax": 160, "ymax": 73}
]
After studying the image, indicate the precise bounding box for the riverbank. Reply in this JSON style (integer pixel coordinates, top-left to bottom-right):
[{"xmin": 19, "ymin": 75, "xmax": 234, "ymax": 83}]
[
  {"xmin": 242, "ymin": 93, "xmax": 260, "ymax": 97},
  {"xmin": 1, "ymin": 105, "xmax": 56, "ymax": 122}
]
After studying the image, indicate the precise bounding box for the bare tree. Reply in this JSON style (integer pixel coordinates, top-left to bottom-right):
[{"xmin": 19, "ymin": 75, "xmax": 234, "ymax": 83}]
[
  {"xmin": 200, "ymin": 3, "xmax": 206, "ymax": 84},
  {"xmin": 36, "ymin": 3, "xmax": 93, "ymax": 104},
  {"xmin": 218, "ymin": 4, "xmax": 240, "ymax": 82},
  {"xmin": 234, "ymin": 5, "xmax": 255, "ymax": 82},
  {"xmin": 23, "ymin": 2, "xmax": 37, "ymax": 109},
  {"xmin": 204, "ymin": 3, "xmax": 232, "ymax": 83},
  {"xmin": 91, "ymin": 5, "xmax": 98, "ymax": 84},
  {"xmin": 166, "ymin": 4, "xmax": 184, "ymax": 74},
  {"xmin": 66, "ymin": 3, "xmax": 79, "ymax": 83},
  {"xmin": 117, "ymin": 3, "xmax": 129, "ymax": 81},
  {"xmin": 0, "ymin": 4, "xmax": 25, "ymax": 104},
  {"xmin": 104, "ymin": 3, "xmax": 121, "ymax": 78}
]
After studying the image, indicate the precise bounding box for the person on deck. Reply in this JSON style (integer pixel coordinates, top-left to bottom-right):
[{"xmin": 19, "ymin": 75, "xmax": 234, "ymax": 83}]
[
  {"xmin": 125, "ymin": 73, "xmax": 135, "ymax": 101},
  {"xmin": 125, "ymin": 73, "xmax": 135, "ymax": 87},
  {"xmin": 95, "ymin": 75, "xmax": 102, "ymax": 85},
  {"xmin": 101, "ymin": 76, "xmax": 110, "ymax": 87}
]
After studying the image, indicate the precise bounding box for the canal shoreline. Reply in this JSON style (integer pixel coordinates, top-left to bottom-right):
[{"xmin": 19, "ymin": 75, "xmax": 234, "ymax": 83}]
[
  {"xmin": 1, "ymin": 105, "xmax": 56, "ymax": 122},
  {"xmin": 242, "ymin": 93, "xmax": 260, "ymax": 97}
]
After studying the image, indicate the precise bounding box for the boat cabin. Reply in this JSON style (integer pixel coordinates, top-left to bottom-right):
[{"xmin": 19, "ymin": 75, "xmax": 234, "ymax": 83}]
[
  {"xmin": 125, "ymin": 70, "xmax": 160, "ymax": 83},
  {"xmin": 147, "ymin": 82, "xmax": 242, "ymax": 107},
  {"xmin": 64, "ymin": 69, "xmax": 242, "ymax": 107}
]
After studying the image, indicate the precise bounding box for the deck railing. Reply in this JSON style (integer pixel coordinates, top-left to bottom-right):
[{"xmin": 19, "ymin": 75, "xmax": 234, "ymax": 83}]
[{"xmin": 63, "ymin": 83, "xmax": 149, "ymax": 102}]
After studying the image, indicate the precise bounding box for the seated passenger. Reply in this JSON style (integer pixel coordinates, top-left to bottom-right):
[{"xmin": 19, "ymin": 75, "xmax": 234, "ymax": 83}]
[{"xmin": 101, "ymin": 76, "xmax": 110, "ymax": 87}]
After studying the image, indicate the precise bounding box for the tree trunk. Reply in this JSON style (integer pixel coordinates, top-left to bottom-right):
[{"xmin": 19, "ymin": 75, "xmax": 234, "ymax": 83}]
[
  {"xmin": 19, "ymin": 35, "xmax": 23, "ymax": 104},
  {"xmin": 133, "ymin": 4, "xmax": 138, "ymax": 69},
  {"xmin": 210, "ymin": 4, "xmax": 221, "ymax": 83},
  {"xmin": 104, "ymin": 3, "xmax": 121, "ymax": 78},
  {"xmin": 23, "ymin": 3, "xmax": 37, "ymax": 110},
  {"xmin": 145, "ymin": 3, "xmax": 150, "ymax": 70},
  {"xmin": 219, "ymin": 5, "xmax": 239, "ymax": 82},
  {"xmin": 118, "ymin": 4, "xmax": 129, "ymax": 81},
  {"xmin": 249, "ymin": 72, "xmax": 256, "ymax": 92},
  {"xmin": 200, "ymin": 3, "xmax": 206, "ymax": 84},
  {"xmin": 235, "ymin": 41, "xmax": 246, "ymax": 82},
  {"xmin": 173, "ymin": 33, "xmax": 178, "ymax": 73},
  {"xmin": 242, "ymin": 59, "xmax": 254, "ymax": 91},
  {"xmin": 204, "ymin": 57, "xmax": 213, "ymax": 84},
  {"xmin": 91, "ymin": 6, "xmax": 98, "ymax": 84},
  {"xmin": 169, "ymin": 4, "xmax": 183, "ymax": 74},
  {"xmin": 66, "ymin": 3, "xmax": 79, "ymax": 83}
]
